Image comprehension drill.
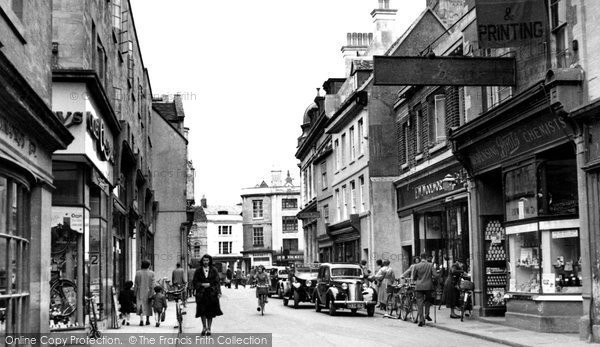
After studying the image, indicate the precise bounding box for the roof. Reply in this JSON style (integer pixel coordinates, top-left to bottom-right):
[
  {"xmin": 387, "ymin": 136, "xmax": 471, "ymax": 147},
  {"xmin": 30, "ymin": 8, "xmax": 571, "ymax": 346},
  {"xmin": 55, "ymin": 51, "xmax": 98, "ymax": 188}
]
[
  {"xmin": 350, "ymin": 59, "xmax": 373, "ymax": 75},
  {"xmin": 204, "ymin": 204, "xmax": 243, "ymax": 216},
  {"xmin": 153, "ymin": 102, "xmax": 178, "ymax": 122},
  {"xmin": 193, "ymin": 206, "xmax": 207, "ymax": 222}
]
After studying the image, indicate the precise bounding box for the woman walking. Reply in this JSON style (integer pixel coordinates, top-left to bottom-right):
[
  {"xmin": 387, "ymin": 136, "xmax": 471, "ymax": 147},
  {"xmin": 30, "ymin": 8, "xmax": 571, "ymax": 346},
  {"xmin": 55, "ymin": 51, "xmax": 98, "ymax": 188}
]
[
  {"xmin": 134, "ymin": 259, "xmax": 154, "ymax": 326},
  {"xmin": 193, "ymin": 254, "xmax": 222, "ymax": 336},
  {"xmin": 442, "ymin": 258, "xmax": 465, "ymax": 318},
  {"xmin": 254, "ymin": 265, "xmax": 270, "ymax": 311}
]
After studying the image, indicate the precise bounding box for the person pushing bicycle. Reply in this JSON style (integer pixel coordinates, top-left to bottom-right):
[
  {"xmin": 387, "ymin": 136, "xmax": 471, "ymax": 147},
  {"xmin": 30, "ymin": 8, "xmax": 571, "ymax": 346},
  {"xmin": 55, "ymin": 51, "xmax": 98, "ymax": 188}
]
[{"xmin": 254, "ymin": 265, "xmax": 270, "ymax": 311}]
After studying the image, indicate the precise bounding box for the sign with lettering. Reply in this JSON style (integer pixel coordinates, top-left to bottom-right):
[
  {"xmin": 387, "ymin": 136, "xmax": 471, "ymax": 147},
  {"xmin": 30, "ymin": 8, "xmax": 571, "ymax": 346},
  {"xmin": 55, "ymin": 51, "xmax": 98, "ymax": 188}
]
[
  {"xmin": 297, "ymin": 211, "xmax": 321, "ymax": 220},
  {"xmin": 374, "ymin": 56, "xmax": 516, "ymax": 86},
  {"xmin": 551, "ymin": 229, "xmax": 578, "ymax": 239},
  {"xmin": 86, "ymin": 112, "xmax": 114, "ymax": 163},
  {"xmin": 506, "ymin": 197, "xmax": 537, "ymax": 222},
  {"xmin": 476, "ymin": 0, "xmax": 548, "ymax": 49},
  {"xmin": 54, "ymin": 111, "xmax": 84, "ymax": 128},
  {"xmin": 0, "ymin": 114, "xmax": 38, "ymax": 158},
  {"xmin": 397, "ymin": 164, "xmax": 468, "ymax": 210},
  {"xmin": 466, "ymin": 113, "xmax": 572, "ymax": 173},
  {"xmin": 51, "ymin": 206, "xmax": 85, "ymax": 234}
]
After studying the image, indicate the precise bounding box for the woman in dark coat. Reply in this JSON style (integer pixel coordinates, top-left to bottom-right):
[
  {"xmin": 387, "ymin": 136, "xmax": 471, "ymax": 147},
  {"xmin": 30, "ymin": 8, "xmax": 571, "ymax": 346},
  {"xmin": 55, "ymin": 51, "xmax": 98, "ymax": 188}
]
[
  {"xmin": 442, "ymin": 258, "xmax": 465, "ymax": 318},
  {"xmin": 193, "ymin": 254, "xmax": 222, "ymax": 336}
]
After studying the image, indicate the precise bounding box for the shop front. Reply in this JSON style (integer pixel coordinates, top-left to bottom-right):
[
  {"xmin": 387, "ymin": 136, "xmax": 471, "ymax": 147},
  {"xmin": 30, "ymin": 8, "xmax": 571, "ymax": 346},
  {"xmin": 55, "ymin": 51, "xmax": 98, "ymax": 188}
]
[
  {"xmin": 52, "ymin": 79, "xmax": 119, "ymax": 331},
  {"xmin": 451, "ymin": 81, "xmax": 582, "ymax": 331},
  {"xmin": 317, "ymin": 235, "xmax": 333, "ymax": 263},
  {"xmin": 326, "ymin": 217, "xmax": 361, "ymax": 263},
  {"xmin": 0, "ymin": 52, "xmax": 73, "ymax": 334},
  {"xmin": 395, "ymin": 160, "xmax": 470, "ymax": 274}
]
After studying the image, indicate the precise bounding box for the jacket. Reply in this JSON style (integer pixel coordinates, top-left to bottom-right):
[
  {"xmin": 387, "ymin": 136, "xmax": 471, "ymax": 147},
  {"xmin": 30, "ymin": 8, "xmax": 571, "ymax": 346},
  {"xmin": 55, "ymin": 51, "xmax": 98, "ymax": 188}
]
[{"xmin": 412, "ymin": 261, "xmax": 439, "ymax": 291}]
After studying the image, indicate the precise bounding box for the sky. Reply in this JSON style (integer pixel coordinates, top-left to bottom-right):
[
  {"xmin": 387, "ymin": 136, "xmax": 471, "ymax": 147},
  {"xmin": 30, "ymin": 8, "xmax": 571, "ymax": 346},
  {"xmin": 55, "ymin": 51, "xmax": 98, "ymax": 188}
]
[{"xmin": 130, "ymin": 0, "xmax": 425, "ymax": 206}]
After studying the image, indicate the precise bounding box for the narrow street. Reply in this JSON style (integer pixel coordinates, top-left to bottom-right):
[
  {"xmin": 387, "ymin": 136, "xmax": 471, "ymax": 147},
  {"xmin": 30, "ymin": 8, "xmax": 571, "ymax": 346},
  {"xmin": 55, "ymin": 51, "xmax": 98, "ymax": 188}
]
[{"xmin": 180, "ymin": 286, "xmax": 503, "ymax": 347}]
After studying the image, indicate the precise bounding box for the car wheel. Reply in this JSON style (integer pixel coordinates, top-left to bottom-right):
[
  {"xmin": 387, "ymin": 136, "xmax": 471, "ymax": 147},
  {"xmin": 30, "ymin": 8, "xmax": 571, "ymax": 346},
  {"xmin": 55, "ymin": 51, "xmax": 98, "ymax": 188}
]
[
  {"xmin": 293, "ymin": 291, "xmax": 300, "ymax": 309},
  {"xmin": 367, "ymin": 305, "xmax": 375, "ymax": 317},
  {"xmin": 283, "ymin": 295, "xmax": 289, "ymax": 306},
  {"xmin": 328, "ymin": 297, "xmax": 336, "ymax": 316},
  {"xmin": 350, "ymin": 308, "xmax": 358, "ymax": 315},
  {"xmin": 315, "ymin": 295, "xmax": 321, "ymax": 312}
]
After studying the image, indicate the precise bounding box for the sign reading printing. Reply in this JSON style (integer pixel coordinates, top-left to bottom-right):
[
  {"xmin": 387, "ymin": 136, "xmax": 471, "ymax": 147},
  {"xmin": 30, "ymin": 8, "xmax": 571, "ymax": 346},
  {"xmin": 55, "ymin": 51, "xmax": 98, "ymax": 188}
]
[{"xmin": 476, "ymin": 0, "xmax": 548, "ymax": 48}]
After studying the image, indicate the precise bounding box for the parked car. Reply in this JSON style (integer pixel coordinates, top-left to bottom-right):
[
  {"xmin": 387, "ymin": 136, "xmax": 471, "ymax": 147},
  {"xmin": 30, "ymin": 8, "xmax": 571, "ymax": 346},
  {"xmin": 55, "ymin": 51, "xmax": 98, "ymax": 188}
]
[
  {"xmin": 265, "ymin": 266, "xmax": 288, "ymax": 297},
  {"xmin": 283, "ymin": 265, "xmax": 319, "ymax": 308},
  {"xmin": 313, "ymin": 263, "xmax": 377, "ymax": 316}
]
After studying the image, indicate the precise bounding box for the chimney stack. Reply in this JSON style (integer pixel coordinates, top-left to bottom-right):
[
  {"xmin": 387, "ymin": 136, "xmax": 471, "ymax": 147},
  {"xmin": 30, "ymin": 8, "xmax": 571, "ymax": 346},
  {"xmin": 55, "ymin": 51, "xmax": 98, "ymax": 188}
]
[
  {"xmin": 201, "ymin": 195, "xmax": 207, "ymax": 208},
  {"xmin": 369, "ymin": 0, "xmax": 397, "ymax": 55},
  {"xmin": 341, "ymin": 32, "xmax": 373, "ymax": 76}
]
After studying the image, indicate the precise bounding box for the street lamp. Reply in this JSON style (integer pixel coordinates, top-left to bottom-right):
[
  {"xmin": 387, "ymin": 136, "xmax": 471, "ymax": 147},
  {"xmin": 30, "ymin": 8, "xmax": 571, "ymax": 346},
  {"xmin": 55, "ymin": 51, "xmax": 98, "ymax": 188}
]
[{"xmin": 442, "ymin": 174, "xmax": 456, "ymax": 192}]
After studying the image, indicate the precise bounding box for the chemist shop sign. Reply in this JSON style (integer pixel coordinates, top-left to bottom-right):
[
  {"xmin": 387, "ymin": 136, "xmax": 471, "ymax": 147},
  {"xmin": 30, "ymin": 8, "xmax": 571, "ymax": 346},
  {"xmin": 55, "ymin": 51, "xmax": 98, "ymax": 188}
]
[
  {"xmin": 397, "ymin": 165, "xmax": 468, "ymax": 209},
  {"xmin": 476, "ymin": 0, "xmax": 548, "ymax": 49},
  {"xmin": 466, "ymin": 113, "xmax": 573, "ymax": 173}
]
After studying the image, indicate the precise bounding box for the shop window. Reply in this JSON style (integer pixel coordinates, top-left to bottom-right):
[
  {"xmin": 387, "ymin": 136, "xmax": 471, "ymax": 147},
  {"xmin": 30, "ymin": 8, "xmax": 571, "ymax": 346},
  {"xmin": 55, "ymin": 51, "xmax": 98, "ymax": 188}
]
[
  {"xmin": 52, "ymin": 163, "xmax": 84, "ymax": 205},
  {"xmin": 538, "ymin": 158, "xmax": 578, "ymax": 216},
  {"xmin": 0, "ymin": 175, "xmax": 30, "ymax": 334},
  {"xmin": 550, "ymin": 230, "xmax": 581, "ymax": 293},
  {"xmin": 508, "ymin": 231, "xmax": 541, "ymax": 293}
]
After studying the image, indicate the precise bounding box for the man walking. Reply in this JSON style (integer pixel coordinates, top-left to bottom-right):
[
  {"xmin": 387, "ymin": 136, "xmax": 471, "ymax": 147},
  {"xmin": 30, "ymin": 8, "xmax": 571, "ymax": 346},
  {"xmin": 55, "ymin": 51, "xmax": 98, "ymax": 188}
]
[
  {"xmin": 234, "ymin": 267, "xmax": 243, "ymax": 289},
  {"xmin": 412, "ymin": 252, "xmax": 438, "ymax": 327},
  {"xmin": 172, "ymin": 263, "xmax": 186, "ymax": 306}
]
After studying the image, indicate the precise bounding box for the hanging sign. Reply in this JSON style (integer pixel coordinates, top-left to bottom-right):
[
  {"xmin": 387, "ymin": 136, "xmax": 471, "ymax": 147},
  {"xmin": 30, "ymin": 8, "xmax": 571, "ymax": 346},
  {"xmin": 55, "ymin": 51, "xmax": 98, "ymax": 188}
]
[{"xmin": 476, "ymin": 0, "xmax": 548, "ymax": 49}]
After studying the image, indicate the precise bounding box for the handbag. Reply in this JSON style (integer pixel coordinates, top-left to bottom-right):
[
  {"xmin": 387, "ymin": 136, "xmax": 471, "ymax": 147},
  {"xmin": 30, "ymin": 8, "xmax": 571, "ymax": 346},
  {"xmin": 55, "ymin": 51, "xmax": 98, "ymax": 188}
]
[{"xmin": 160, "ymin": 311, "xmax": 165, "ymax": 322}]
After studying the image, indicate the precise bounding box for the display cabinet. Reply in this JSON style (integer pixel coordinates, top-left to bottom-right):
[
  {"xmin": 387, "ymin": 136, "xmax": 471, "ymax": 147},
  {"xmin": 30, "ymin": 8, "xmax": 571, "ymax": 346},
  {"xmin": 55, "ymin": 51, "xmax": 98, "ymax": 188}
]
[{"xmin": 482, "ymin": 216, "xmax": 507, "ymax": 315}]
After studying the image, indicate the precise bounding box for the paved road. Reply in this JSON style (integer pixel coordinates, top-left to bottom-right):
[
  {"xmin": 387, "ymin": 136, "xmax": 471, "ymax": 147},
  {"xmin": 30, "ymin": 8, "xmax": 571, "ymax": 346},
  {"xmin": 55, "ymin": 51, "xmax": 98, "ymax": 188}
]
[{"xmin": 182, "ymin": 286, "xmax": 504, "ymax": 347}]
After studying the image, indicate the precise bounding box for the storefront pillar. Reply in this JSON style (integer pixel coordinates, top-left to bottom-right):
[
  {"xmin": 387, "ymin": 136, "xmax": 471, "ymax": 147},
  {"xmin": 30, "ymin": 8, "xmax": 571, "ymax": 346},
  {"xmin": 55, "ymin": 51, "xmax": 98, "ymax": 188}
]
[
  {"xmin": 575, "ymin": 134, "xmax": 596, "ymax": 340},
  {"xmin": 29, "ymin": 184, "xmax": 53, "ymax": 334},
  {"xmin": 468, "ymin": 178, "xmax": 484, "ymax": 317}
]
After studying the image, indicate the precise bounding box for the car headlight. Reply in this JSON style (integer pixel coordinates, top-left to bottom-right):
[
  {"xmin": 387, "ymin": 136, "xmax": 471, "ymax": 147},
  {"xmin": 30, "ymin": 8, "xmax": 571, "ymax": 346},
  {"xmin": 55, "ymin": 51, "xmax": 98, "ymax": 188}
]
[
  {"xmin": 362, "ymin": 283, "xmax": 368, "ymax": 290},
  {"xmin": 306, "ymin": 280, "xmax": 312, "ymax": 287},
  {"xmin": 341, "ymin": 283, "xmax": 348, "ymax": 290},
  {"xmin": 293, "ymin": 282, "xmax": 301, "ymax": 288}
]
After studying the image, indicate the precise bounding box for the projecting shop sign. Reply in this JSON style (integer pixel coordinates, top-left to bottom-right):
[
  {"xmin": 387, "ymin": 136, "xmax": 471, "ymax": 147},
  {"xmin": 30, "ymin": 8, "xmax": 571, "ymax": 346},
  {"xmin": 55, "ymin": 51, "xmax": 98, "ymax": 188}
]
[{"xmin": 476, "ymin": 0, "xmax": 548, "ymax": 48}]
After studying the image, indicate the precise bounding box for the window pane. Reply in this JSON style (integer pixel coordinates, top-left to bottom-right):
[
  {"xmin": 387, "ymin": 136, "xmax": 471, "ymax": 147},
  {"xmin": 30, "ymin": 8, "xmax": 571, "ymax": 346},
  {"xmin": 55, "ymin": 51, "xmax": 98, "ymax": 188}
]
[
  {"xmin": 9, "ymin": 182, "xmax": 17, "ymax": 235},
  {"xmin": 0, "ymin": 177, "xmax": 6, "ymax": 234},
  {"xmin": 0, "ymin": 237, "xmax": 7, "ymax": 295},
  {"xmin": 551, "ymin": 232, "xmax": 581, "ymax": 293},
  {"xmin": 508, "ymin": 232, "xmax": 540, "ymax": 293},
  {"xmin": 53, "ymin": 166, "xmax": 83, "ymax": 205}
]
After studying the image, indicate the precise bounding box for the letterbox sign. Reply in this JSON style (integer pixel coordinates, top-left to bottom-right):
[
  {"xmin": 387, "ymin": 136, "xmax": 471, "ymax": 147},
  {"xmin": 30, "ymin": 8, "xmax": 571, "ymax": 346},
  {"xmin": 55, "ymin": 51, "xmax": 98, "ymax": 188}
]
[
  {"xmin": 465, "ymin": 113, "xmax": 572, "ymax": 173},
  {"xmin": 397, "ymin": 165, "xmax": 468, "ymax": 210},
  {"xmin": 86, "ymin": 111, "xmax": 114, "ymax": 163},
  {"xmin": 476, "ymin": 0, "xmax": 548, "ymax": 49}
]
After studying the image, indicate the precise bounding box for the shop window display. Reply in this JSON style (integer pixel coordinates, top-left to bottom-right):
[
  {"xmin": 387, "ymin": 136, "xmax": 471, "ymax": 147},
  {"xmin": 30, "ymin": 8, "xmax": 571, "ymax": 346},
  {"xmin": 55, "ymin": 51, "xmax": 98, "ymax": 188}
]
[
  {"xmin": 548, "ymin": 230, "xmax": 581, "ymax": 293},
  {"xmin": 483, "ymin": 217, "xmax": 507, "ymax": 308},
  {"xmin": 508, "ymin": 231, "xmax": 540, "ymax": 293}
]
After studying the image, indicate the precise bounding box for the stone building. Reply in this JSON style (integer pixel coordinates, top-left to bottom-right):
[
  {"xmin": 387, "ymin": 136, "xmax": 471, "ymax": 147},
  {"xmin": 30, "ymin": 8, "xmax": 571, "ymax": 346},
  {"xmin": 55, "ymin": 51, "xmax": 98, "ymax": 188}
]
[
  {"xmin": 0, "ymin": 0, "xmax": 73, "ymax": 334},
  {"xmin": 151, "ymin": 94, "xmax": 192, "ymax": 281},
  {"xmin": 241, "ymin": 171, "xmax": 303, "ymax": 267}
]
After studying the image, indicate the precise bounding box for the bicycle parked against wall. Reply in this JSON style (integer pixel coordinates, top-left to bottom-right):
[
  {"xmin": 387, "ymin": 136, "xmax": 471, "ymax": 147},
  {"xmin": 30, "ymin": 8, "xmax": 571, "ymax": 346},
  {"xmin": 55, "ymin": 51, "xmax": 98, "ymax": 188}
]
[
  {"xmin": 50, "ymin": 276, "xmax": 78, "ymax": 325},
  {"xmin": 399, "ymin": 281, "xmax": 418, "ymax": 322},
  {"xmin": 85, "ymin": 296, "xmax": 101, "ymax": 338},
  {"xmin": 384, "ymin": 281, "xmax": 403, "ymax": 319},
  {"xmin": 458, "ymin": 274, "xmax": 474, "ymax": 322}
]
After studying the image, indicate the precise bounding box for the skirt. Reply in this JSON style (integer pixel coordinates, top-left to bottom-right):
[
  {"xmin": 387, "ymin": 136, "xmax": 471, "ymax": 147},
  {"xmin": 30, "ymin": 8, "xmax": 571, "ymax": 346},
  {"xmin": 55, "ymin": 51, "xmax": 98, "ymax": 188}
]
[{"xmin": 195, "ymin": 287, "xmax": 223, "ymax": 319}]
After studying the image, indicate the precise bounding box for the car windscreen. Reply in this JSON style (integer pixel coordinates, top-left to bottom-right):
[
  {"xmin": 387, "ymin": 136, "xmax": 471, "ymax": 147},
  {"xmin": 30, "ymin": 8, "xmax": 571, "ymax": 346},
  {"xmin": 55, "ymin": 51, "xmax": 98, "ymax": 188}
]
[
  {"xmin": 295, "ymin": 267, "xmax": 318, "ymax": 274},
  {"xmin": 278, "ymin": 269, "xmax": 288, "ymax": 275},
  {"xmin": 331, "ymin": 268, "xmax": 363, "ymax": 278}
]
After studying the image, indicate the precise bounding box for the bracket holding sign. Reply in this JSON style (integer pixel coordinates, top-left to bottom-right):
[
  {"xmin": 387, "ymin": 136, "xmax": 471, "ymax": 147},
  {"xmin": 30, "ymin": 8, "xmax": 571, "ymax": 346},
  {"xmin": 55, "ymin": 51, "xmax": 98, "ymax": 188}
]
[{"xmin": 373, "ymin": 56, "xmax": 516, "ymax": 86}]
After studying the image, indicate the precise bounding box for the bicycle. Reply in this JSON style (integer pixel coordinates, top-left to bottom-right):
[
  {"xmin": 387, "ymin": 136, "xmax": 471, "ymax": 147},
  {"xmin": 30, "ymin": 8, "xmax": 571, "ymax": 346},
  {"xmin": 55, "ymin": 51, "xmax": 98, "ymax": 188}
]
[
  {"xmin": 85, "ymin": 296, "xmax": 101, "ymax": 339},
  {"xmin": 50, "ymin": 277, "xmax": 77, "ymax": 325},
  {"xmin": 399, "ymin": 282, "xmax": 418, "ymax": 322},
  {"xmin": 166, "ymin": 288, "xmax": 186, "ymax": 333},
  {"xmin": 256, "ymin": 285, "xmax": 269, "ymax": 315},
  {"xmin": 384, "ymin": 282, "xmax": 402, "ymax": 319},
  {"xmin": 458, "ymin": 274, "xmax": 474, "ymax": 322}
]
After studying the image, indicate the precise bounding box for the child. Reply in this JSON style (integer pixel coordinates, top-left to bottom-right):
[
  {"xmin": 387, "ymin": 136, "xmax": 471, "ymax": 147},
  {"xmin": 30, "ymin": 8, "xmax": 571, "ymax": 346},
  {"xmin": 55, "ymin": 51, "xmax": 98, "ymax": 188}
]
[
  {"xmin": 118, "ymin": 281, "xmax": 136, "ymax": 326},
  {"xmin": 149, "ymin": 286, "xmax": 167, "ymax": 327}
]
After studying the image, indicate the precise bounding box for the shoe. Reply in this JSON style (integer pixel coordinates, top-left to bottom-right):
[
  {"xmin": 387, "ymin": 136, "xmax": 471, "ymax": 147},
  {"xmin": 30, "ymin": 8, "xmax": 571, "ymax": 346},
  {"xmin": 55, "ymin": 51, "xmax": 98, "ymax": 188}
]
[
  {"xmin": 201, "ymin": 329, "xmax": 206, "ymax": 336},
  {"xmin": 156, "ymin": 322, "xmax": 160, "ymax": 327},
  {"xmin": 122, "ymin": 319, "xmax": 126, "ymax": 325},
  {"xmin": 126, "ymin": 322, "xmax": 130, "ymax": 326},
  {"xmin": 146, "ymin": 320, "xmax": 150, "ymax": 325},
  {"xmin": 426, "ymin": 315, "xmax": 432, "ymax": 321},
  {"xmin": 418, "ymin": 322, "xmax": 424, "ymax": 327},
  {"xmin": 450, "ymin": 314, "xmax": 460, "ymax": 319},
  {"xmin": 207, "ymin": 330, "xmax": 211, "ymax": 336},
  {"xmin": 139, "ymin": 321, "xmax": 144, "ymax": 326},
  {"xmin": 465, "ymin": 313, "xmax": 470, "ymax": 317}
]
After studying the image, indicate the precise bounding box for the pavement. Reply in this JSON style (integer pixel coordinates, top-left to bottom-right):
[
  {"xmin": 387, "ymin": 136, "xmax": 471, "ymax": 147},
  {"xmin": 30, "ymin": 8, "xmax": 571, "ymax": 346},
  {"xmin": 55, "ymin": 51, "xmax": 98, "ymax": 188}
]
[
  {"xmin": 106, "ymin": 290, "xmax": 598, "ymax": 347},
  {"xmin": 373, "ymin": 304, "xmax": 596, "ymax": 347}
]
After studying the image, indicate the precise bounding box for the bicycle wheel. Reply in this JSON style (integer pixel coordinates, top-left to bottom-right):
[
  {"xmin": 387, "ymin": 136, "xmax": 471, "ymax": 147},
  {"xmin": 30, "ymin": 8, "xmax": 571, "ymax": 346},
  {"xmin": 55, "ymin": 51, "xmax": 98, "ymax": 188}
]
[
  {"xmin": 386, "ymin": 292, "xmax": 394, "ymax": 315},
  {"xmin": 400, "ymin": 295, "xmax": 411, "ymax": 321},
  {"xmin": 460, "ymin": 292, "xmax": 471, "ymax": 322},
  {"xmin": 177, "ymin": 304, "xmax": 183, "ymax": 333},
  {"xmin": 50, "ymin": 279, "xmax": 77, "ymax": 316},
  {"xmin": 392, "ymin": 295, "xmax": 402, "ymax": 319}
]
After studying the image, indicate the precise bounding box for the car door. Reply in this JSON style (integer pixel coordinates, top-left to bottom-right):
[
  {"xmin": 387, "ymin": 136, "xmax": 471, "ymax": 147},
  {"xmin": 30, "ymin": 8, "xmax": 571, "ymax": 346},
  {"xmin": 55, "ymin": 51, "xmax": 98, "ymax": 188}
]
[{"xmin": 316, "ymin": 266, "xmax": 329, "ymax": 303}]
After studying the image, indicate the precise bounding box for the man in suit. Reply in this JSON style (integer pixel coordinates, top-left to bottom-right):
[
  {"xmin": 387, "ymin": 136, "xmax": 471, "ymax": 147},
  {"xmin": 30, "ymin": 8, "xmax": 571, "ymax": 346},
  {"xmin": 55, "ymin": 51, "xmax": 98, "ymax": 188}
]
[{"xmin": 412, "ymin": 252, "xmax": 439, "ymax": 327}]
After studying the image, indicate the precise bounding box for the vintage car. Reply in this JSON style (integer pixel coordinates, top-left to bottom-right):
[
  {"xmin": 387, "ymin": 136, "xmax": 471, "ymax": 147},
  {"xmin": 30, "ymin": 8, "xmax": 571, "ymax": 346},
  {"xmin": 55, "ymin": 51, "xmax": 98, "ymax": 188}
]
[
  {"xmin": 265, "ymin": 266, "xmax": 288, "ymax": 297},
  {"xmin": 282, "ymin": 265, "xmax": 319, "ymax": 308},
  {"xmin": 313, "ymin": 263, "xmax": 377, "ymax": 316}
]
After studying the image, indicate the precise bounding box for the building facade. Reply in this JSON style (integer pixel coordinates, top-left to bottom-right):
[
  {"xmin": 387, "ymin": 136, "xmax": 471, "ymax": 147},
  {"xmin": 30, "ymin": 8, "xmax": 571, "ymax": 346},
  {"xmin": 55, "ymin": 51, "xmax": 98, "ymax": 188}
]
[
  {"xmin": 202, "ymin": 199, "xmax": 244, "ymax": 273},
  {"xmin": 241, "ymin": 171, "xmax": 303, "ymax": 267},
  {"xmin": 0, "ymin": 0, "xmax": 74, "ymax": 334},
  {"xmin": 151, "ymin": 94, "xmax": 191, "ymax": 281}
]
